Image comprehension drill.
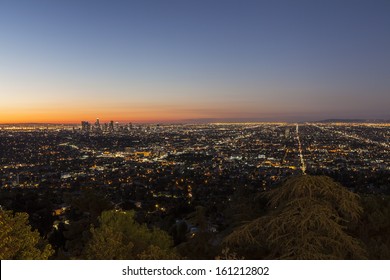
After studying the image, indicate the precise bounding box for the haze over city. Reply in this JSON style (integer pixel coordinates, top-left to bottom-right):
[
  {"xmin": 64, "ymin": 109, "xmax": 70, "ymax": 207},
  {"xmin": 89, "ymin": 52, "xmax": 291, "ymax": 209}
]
[{"xmin": 1, "ymin": 0, "xmax": 390, "ymax": 123}]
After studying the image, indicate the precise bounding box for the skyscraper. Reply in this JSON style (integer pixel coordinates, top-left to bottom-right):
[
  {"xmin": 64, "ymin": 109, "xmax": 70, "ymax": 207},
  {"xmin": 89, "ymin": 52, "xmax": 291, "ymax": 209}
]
[
  {"xmin": 81, "ymin": 121, "xmax": 91, "ymax": 132},
  {"xmin": 95, "ymin": 118, "xmax": 101, "ymax": 131},
  {"xmin": 109, "ymin": 120, "xmax": 114, "ymax": 133}
]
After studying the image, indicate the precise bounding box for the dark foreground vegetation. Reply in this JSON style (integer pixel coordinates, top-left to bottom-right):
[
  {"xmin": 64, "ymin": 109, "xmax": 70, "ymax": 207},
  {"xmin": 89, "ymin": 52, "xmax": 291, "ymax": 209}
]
[{"xmin": 1, "ymin": 175, "xmax": 390, "ymax": 260}]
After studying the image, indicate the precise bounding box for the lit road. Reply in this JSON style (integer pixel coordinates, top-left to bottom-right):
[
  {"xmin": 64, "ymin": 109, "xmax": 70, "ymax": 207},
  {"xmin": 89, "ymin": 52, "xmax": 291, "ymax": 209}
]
[
  {"xmin": 309, "ymin": 123, "xmax": 390, "ymax": 150},
  {"xmin": 296, "ymin": 124, "xmax": 307, "ymax": 175}
]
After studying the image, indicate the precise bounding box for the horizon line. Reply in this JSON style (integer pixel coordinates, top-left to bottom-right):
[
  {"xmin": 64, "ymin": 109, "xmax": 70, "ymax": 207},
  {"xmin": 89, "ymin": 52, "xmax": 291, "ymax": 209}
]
[{"xmin": 1, "ymin": 117, "xmax": 389, "ymax": 126}]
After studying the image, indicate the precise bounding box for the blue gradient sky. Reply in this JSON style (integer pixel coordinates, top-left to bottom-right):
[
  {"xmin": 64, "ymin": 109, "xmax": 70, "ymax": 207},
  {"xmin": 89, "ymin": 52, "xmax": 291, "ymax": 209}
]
[{"xmin": 1, "ymin": 0, "xmax": 389, "ymax": 123}]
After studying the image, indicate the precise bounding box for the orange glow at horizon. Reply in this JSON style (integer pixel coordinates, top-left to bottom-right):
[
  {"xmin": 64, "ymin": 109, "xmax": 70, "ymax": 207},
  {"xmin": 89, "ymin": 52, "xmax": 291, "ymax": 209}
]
[
  {"xmin": 0, "ymin": 110, "xmax": 205, "ymax": 124},
  {"xmin": 0, "ymin": 104, "xmax": 257, "ymax": 124},
  {"xmin": 0, "ymin": 85, "xmax": 277, "ymax": 124},
  {"xmin": 0, "ymin": 85, "xmax": 346, "ymax": 124},
  {"xmin": 0, "ymin": 93, "xmax": 293, "ymax": 124},
  {"xmin": 0, "ymin": 102, "xmax": 326, "ymax": 124}
]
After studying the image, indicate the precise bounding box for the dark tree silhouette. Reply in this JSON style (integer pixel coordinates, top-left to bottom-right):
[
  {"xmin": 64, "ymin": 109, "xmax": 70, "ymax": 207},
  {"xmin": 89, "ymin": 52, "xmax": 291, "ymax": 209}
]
[
  {"xmin": 0, "ymin": 210, "xmax": 54, "ymax": 259},
  {"xmin": 351, "ymin": 195, "xmax": 390, "ymax": 259},
  {"xmin": 225, "ymin": 175, "xmax": 366, "ymax": 259},
  {"xmin": 83, "ymin": 210, "xmax": 179, "ymax": 259}
]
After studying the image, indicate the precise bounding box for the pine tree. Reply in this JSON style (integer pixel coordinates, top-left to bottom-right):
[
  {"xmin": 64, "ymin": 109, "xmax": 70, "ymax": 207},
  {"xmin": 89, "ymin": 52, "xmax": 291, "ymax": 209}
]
[
  {"xmin": 351, "ymin": 195, "xmax": 390, "ymax": 259},
  {"xmin": 224, "ymin": 175, "xmax": 366, "ymax": 259},
  {"xmin": 0, "ymin": 210, "xmax": 54, "ymax": 259}
]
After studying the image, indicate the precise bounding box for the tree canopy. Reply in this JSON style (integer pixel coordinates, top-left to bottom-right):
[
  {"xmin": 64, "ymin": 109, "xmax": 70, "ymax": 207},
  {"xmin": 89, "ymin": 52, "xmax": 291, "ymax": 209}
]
[
  {"xmin": 0, "ymin": 210, "xmax": 54, "ymax": 259},
  {"xmin": 83, "ymin": 210, "xmax": 179, "ymax": 259},
  {"xmin": 224, "ymin": 175, "xmax": 367, "ymax": 259},
  {"xmin": 352, "ymin": 195, "xmax": 390, "ymax": 259}
]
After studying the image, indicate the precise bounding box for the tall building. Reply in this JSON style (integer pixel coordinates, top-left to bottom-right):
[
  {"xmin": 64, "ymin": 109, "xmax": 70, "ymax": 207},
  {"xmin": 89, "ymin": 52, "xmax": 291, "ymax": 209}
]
[
  {"xmin": 109, "ymin": 120, "xmax": 114, "ymax": 132},
  {"xmin": 95, "ymin": 118, "xmax": 101, "ymax": 131},
  {"xmin": 81, "ymin": 121, "xmax": 91, "ymax": 132}
]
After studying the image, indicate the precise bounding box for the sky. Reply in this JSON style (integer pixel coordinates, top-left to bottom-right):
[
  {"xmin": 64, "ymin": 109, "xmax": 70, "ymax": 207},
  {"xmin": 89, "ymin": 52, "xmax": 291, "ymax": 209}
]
[{"xmin": 0, "ymin": 0, "xmax": 389, "ymax": 123}]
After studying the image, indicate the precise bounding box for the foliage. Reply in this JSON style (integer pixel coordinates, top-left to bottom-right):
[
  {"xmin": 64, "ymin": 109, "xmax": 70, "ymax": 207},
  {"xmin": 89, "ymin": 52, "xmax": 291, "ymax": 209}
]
[
  {"xmin": 58, "ymin": 190, "xmax": 114, "ymax": 259},
  {"xmin": 83, "ymin": 210, "xmax": 179, "ymax": 259},
  {"xmin": 225, "ymin": 175, "xmax": 366, "ymax": 259},
  {"xmin": 0, "ymin": 190, "xmax": 55, "ymax": 236},
  {"xmin": 69, "ymin": 190, "xmax": 114, "ymax": 224},
  {"xmin": 0, "ymin": 210, "xmax": 54, "ymax": 259},
  {"xmin": 351, "ymin": 195, "xmax": 390, "ymax": 259},
  {"xmin": 224, "ymin": 185, "xmax": 268, "ymax": 227},
  {"xmin": 216, "ymin": 247, "xmax": 244, "ymax": 260},
  {"xmin": 170, "ymin": 219, "xmax": 189, "ymax": 245},
  {"xmin": 176, "ymin": 206, "xmax": 218, "ymax": 259}
]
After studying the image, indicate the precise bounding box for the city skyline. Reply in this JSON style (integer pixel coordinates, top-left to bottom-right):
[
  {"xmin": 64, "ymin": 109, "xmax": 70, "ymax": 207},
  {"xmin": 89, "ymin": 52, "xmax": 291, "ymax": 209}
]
[{"xmin": 1, "ymin": 0, "xmax": 390, "ymax": 123}]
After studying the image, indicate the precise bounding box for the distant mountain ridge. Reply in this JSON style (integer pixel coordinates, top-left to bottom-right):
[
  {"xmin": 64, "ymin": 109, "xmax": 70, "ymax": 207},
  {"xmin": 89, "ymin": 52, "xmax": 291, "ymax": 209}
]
[{"xmin": 317, "ymin": 119, "xmax": 390, "ymax": 123}]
